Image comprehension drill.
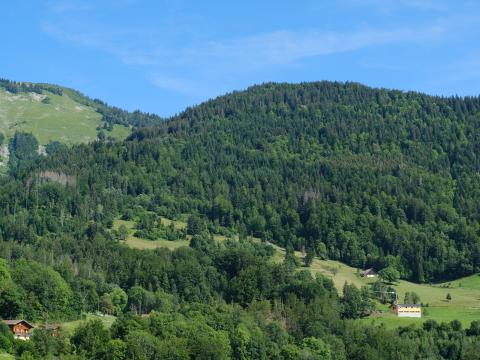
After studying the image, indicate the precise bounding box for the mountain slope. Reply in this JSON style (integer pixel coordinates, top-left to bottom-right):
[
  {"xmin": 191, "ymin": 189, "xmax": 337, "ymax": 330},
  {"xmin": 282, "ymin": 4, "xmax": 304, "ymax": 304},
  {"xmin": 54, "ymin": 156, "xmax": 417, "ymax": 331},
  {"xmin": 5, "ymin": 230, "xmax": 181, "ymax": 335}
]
[
  {"xmin": 3, "ymin": 80, "xmax": 480, "ymax": 358},
  {"xmin": 0, "ymin": 86, "xmax": 102, "ymax": 145},
  {"xmin": 128, "ymin": 82, "xmax": 480, "ymax": 283},
  {"xmin": 0, "ymin": 79, "xmax": 162, "ymax": 146},
  {"xmin": 19, "ymin": 81, "xmax": 479, "ymax": 283}
]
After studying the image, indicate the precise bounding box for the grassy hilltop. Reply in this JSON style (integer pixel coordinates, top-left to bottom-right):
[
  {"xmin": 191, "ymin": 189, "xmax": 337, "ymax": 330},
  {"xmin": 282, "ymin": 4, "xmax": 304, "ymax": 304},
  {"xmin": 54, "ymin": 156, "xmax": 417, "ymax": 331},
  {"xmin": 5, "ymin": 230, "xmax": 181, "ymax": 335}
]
[
  {"xmin": 0, "ymin": 87, "xmax": 102, "ymax": 145},
  {"xmin": 0, "ymin": 80, "xmax": 161, "ymax": 147}
]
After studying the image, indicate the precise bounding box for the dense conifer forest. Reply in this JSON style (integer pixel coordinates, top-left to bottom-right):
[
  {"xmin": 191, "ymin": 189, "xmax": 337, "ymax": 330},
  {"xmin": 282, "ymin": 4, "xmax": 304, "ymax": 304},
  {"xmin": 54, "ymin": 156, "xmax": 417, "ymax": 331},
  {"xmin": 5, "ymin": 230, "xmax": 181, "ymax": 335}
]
[{"xmin": 1, "ymin": 81, "xmax": 480, "ymax": 358}]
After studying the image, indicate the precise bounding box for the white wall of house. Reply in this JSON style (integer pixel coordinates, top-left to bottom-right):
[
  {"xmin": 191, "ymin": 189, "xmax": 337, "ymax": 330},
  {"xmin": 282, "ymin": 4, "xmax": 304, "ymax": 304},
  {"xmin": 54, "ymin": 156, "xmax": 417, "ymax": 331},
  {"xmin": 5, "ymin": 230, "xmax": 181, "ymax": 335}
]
[{"xmin": 397, "ymin": 310, "xmax": 421, "ymax": 318}]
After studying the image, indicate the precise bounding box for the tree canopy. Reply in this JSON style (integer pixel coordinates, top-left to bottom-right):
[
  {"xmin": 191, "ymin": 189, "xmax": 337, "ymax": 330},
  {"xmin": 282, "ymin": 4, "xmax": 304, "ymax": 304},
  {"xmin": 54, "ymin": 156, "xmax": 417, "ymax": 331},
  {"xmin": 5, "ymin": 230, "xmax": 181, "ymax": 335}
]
[{"xmin": 1, "ymin": 81, "xmax": 480, "ymax": 358}]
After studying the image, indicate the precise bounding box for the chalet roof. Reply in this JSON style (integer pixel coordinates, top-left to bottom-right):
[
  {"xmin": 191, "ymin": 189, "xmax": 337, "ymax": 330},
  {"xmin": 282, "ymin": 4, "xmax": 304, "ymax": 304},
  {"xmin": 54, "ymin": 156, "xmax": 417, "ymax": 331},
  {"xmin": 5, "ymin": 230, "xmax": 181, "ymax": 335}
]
[
  {"xmin": 396, "ymin": 304, "xmax": 421, "ymax": 308},
  {"xmin": 2, "ymin": 320, "xmax": 34, "ymax": 328},
  {"xmin": 363, "ymin": 268, "xmax": 377, "ymax": 275}
]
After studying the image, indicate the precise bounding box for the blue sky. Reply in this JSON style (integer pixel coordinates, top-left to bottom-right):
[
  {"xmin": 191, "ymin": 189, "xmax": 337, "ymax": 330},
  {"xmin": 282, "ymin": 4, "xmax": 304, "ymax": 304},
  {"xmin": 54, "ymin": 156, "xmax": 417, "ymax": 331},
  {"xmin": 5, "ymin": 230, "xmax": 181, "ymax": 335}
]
[{"xmin": 2, "ymin": 1, "xmax": 480, "ymax": 116}]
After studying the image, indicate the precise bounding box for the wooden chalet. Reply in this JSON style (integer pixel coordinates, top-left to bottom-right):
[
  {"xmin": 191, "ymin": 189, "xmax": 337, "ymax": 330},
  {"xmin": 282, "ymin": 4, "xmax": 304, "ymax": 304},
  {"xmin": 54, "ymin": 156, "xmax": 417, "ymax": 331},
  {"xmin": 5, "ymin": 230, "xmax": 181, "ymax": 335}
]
[
  {"xmin": 362, "ymin": 268, "xmax": 377, "ymax": 278},
  {"xmin": 2, "ymin": 320, "xmax": 34, "ymax": 340}
]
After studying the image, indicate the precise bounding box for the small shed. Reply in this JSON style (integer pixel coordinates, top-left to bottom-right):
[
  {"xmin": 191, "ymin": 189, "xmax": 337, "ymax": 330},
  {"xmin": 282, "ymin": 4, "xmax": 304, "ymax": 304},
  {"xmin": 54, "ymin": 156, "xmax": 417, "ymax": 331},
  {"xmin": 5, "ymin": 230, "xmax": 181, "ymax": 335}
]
[
  {"xmin": 362, "ymin": 268, "xmax": 377, "ymax": 278},
  {"xmin": 2, "ymin": 320, "xmax": 35, "ymax": 340},
  {"xmin": 390, "ymin": 304, "xmax": 422, "ymax": 318}
]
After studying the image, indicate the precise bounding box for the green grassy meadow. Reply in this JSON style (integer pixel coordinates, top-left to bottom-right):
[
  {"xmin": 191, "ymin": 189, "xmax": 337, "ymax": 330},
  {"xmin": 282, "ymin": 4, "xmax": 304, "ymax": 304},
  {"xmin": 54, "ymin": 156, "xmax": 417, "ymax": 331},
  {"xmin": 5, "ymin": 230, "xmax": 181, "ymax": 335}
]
[
  {"xmin": 0, "ymin": 88, "xmax": 102, "ymax": 145},
  {"xmin": 112, "ymin": 218, "xmax": 190, "ymax": 250},
  {"xmin": 306, "ymin": 257, "xmax": 480, "ymax": 328},
  {"xmin": 267, "ymin": 243, "xmax": 480, "ymax": 327},
  {"xmin": 60, "ymin": 314, "xmax": 116, "ymax": 335},
  {"xmin": 112, "ymin": 217, "xmax": 231, "ymax": 250},
  {"xmin": 109, "ymin": 124, "xmax": 131, "ymax": 141}
]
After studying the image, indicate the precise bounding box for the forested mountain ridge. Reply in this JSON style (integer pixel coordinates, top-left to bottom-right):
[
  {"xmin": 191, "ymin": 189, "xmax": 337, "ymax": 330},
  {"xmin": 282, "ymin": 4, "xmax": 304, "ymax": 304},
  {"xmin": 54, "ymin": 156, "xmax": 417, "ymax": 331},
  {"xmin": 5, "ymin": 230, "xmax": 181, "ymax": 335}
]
[
  {"xmin": 16, "ymin": 81, "xmax": 480, "ymax": 282},
  {"xmin": 128, "ymin": 81, "xmax": 480, "ymax": 281},
  {"xmin": 2, "ymin": 81, "xmax": 480, "ymax": 358}
]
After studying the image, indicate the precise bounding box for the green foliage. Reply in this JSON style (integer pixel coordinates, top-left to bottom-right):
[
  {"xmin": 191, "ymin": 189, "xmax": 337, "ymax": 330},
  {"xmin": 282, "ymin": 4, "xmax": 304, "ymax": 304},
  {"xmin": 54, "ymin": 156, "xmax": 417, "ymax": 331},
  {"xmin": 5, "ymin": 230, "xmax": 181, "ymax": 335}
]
[
  {"xmin": 30, "ymin": 328, "xmax": 69, "ymax": 358},
  {"xmin": 105, "ymin": 339, "xmax": 127, "ymax": 360},
  {"xmin": 301, "ymin": 337, "xmax": 331, "ymax": 360},
  {"xmin": 342, "ymin": 283, "xmax": 374, "ymax": 319},
  {"xmin": 3, "ymin": 81, "xmax": 480, "ymax": 358},
  {"xmin": 0, "ymin": 259, "xmax": 22, "ymax": 319},
  {"xmin": 0, "ymin": 322, "xmax": 13, "ymax": 353},
  {"xmin": 467, "ymin": 321, "xmax": 480, "ymax": 336},
  {"xmin": 117, "ymin": 225, "xmax": 129, "ymax": 241},
  {"xmin": 284, "ymin": 246, "xmax": 301, "ymax": 272},
  {"xmin": 5, "ymin": 81, "xmax": 480, "ymax": 282},
  {"xmin": 187, "ymin": 214, "xmax": 206, "ymax": 235},
  {"xmin": 71, "ymin": 319, "xmax": 110, "ymax": 358},
  {"xmin": 8, "ymin": 132, "xmax": 38, "ymax": 162},
  {"xmin": 135, "ymin": 213, "xmax": 186, "ymax": 241},
  {"xmin": 13, "ymin": 259, "xmax": 74, "ymax": 319},
  {"xmin": 378, "ymin": 266, "xmax": 400, "ymax": 284},
  {"xmin": 404, "ymin": 291, "xmax": 421, "ymax": 304},
  {"xmin": 371, "ymin": 280, "xmax": 397, "ymax": 304},
  {"xmin": 45, "ymin": 141, "xmax": 67, "ymax": 156},
  {"xmin": 304, "ymin": 247, "xmax": 315, "ymax": 267}
]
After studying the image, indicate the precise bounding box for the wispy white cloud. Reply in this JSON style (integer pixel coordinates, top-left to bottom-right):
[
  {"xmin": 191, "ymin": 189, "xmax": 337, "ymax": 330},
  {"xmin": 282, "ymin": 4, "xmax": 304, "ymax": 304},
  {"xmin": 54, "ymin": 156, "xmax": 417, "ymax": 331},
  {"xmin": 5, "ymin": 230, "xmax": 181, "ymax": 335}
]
[
  {"xmin": 40, "ymin": 3, "xmax": 467, "ymax": 97},
  {"xmin": 41, "ymin": 21, "xmax": 163, "ymax": 66},
  {"xmin": 42, "ymin": 21, "xmax": 445, "ymax": 69},
  {"xmin": 185, "ymin": 26, "xmax": 444, "ymax": 69}
]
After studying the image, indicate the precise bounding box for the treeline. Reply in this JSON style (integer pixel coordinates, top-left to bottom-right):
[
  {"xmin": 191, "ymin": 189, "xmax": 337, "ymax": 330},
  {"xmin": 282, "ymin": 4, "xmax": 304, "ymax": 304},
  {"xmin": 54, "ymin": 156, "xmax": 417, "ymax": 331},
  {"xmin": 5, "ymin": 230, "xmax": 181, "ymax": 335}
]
[
  {"xmin": 129, "ymin": 82, "xmax": 480, "ymax": 281},
  {"xmin": 60, "ymin": 87, "xmax": 163, "ymax": 128},
  {"xmin": 3, "ymin": 232, "xmax": 480, "ymax": 359},
  {"xmin": 4, "ymin": 82, "xmax": 480, "ymax": 282},
  {"xmin": 31, "ymin": 81, "xmax": 480, "ymax": 281},
  {"xmin": 2, "ymin": 81, "xmax": 480, "ymax": 357},
  {"xmin": 0, "ymin": 225, "xmax": 358, "ymax": 359},
  {"xmin": 0, "ymin": 79, "xmax": 63, "ymax": 95}
]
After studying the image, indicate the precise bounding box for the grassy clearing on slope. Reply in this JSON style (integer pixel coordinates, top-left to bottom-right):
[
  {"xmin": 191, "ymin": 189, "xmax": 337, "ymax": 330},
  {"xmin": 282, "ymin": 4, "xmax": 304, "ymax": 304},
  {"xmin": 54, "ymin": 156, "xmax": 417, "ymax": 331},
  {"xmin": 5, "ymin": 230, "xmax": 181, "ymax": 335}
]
[
  {"xmin": 111, "ymin": 219, "xmax": 480, "ymax": 327},
  {"xmin": 445, "ymin": 273, "xmax": 480, "ymax": 290},
  {"xmin": 266, "ymin": 242, "xmax": 480, "ymax": 327},
  {"xmin": 158, "ymin": 216, "xmax": 187, "ymax": 230},
  {"xmin": 0, "ymin": 89, "xmax": 101, "ymax": 145},
  {"xmin": 269, "ymin": 245, "xmax": 374, "ymax": 290},
  {"xmin": 108, "ymin": 124, "xmax": 131, "ymax": 141},
  {"xmin": 300, "ymin": 256, "xmax": 480, "ymax": 328},
  {"xmin": 60, "ymin": 314, "xmax": 116, "ymax": 335},
  {"xmin": 112, "ymin": 218, "xmax": 190, "ymax": 250},
  {"xmin": 112, "ymin": 217, "xmax": 231, "ymax": 250}
]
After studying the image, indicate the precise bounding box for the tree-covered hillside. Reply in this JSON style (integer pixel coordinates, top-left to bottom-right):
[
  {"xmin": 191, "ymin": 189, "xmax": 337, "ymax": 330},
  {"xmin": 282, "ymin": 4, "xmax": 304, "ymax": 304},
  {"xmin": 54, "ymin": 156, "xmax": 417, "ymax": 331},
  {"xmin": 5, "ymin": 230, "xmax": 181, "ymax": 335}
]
[
  {"xmin": 10, "ymin": 81, "xmax": 480, "ymax": 282},
  {"xmin": 3, "ymin": 81, "xmax": 480, "ymax": 358},
  {"xmin": 129, "ymin": 82, "xmax": 480, "ymax": 282},
  {"xmin": 53, "ymin": 81, "xmax": 480, "ymax": 281}
]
